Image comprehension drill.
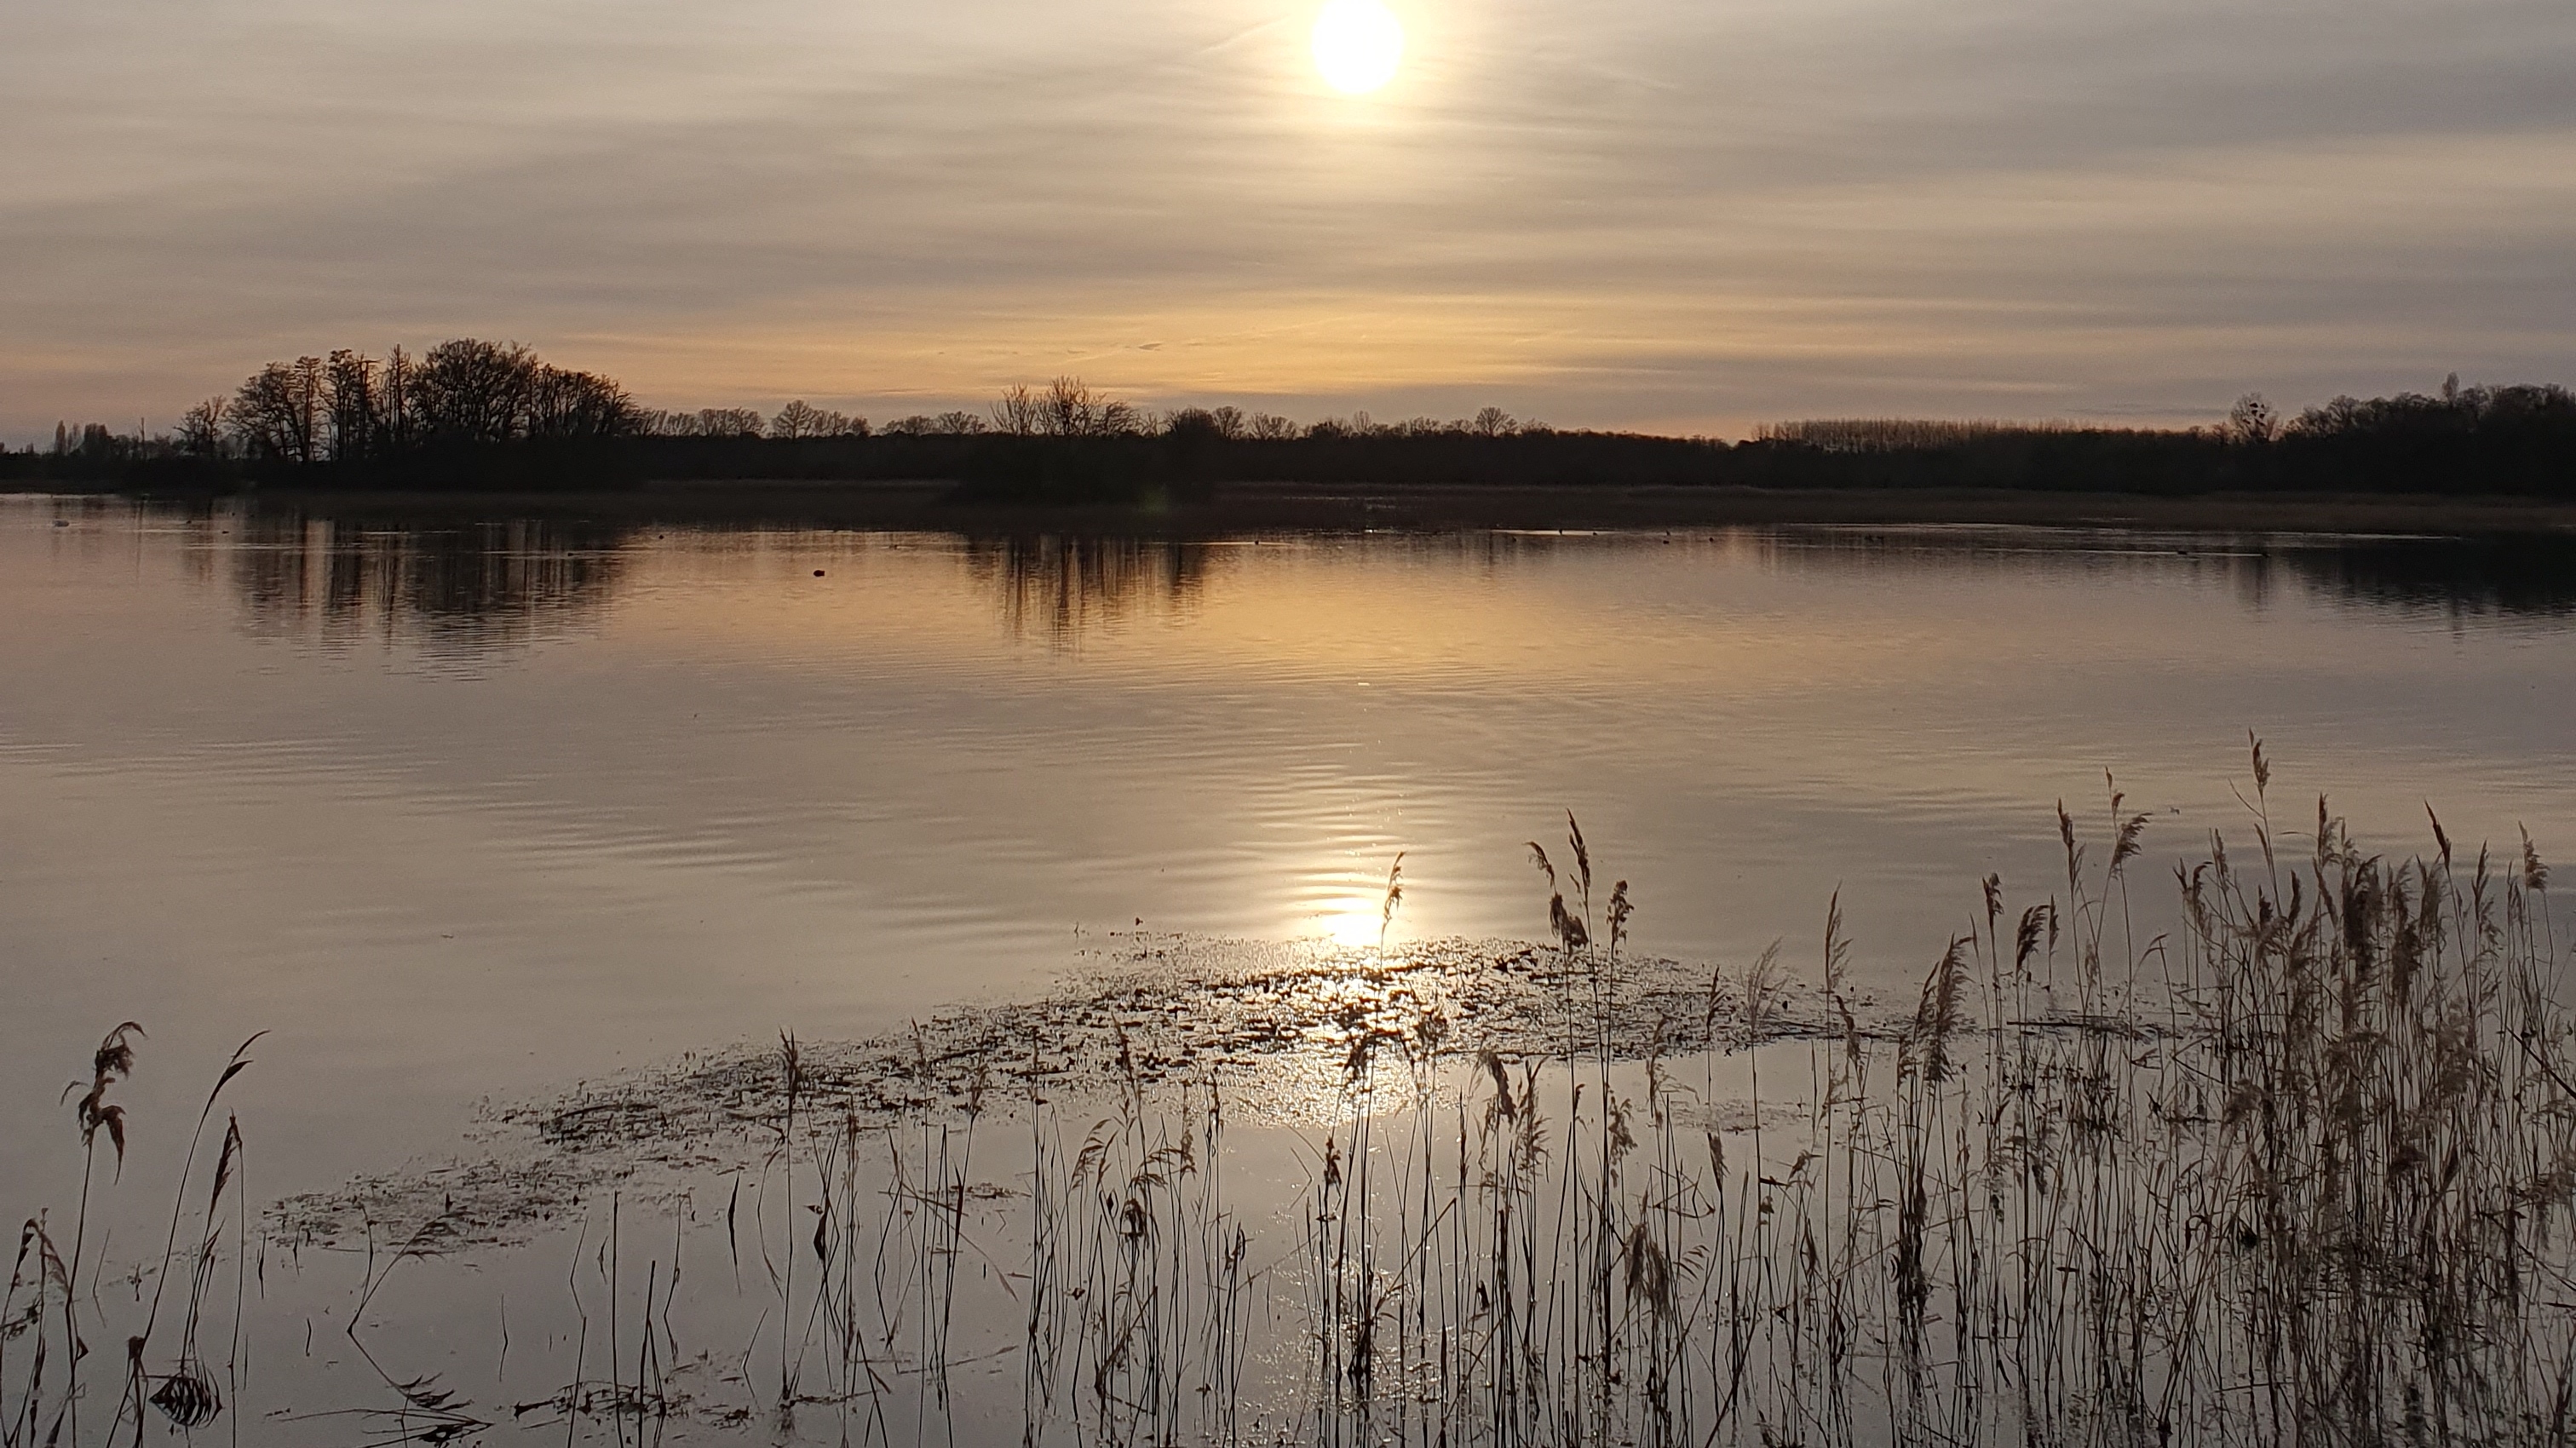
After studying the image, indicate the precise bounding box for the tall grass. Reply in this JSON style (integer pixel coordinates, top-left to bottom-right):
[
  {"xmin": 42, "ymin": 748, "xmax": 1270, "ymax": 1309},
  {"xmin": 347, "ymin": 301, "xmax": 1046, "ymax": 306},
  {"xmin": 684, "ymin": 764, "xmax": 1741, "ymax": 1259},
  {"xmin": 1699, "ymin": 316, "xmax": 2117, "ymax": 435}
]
[
  {"xmin": 9, "ymin": 750, "xmax": 2570, "ymax": 1446},
  {"xmin": 666, "ymin": 758, "xmax": 2561, "ymax": 1447},
  {"xmin": 977, "ymin": 748, "xmax": 2573, "ymax": 1445},
  {"xmin": 3, "ymin": 1030, "xmax": 260, "ymax": 1448},
  {"xmin": 555, "ymin": 751, "xmax": 2576, "ymax": 1445}
]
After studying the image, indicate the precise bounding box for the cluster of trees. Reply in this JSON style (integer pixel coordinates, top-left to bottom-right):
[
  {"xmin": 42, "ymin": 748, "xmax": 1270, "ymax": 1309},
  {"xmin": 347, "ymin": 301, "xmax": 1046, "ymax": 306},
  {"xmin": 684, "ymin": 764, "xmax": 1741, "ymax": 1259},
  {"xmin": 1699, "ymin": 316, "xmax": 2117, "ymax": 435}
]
[
  {"xmin": 984, "ymin": 378, "xmax": 1532, "ymax": 444},
  {"xmin": 835, "ymin": 377, "xmax": 1527, "ymax": 445},
  {"xmin": 645, "ymin": 402, "xmax": 865, "ymax": 439},
  {"xmin": 2244, "ymin": 378, "xmax": 2576, "ymax": 495},
  {"xmin": 2253, "ymin": 376, "xmax": 2574, "ymax": 442},
  {"xmin": 194, "ymin": 340, "xmax": 641, "ymax": 468},
  {"xmin": 620, "ymin": 378, "xmax": 1598, "ymax": 501},
  {"xmin": 1754, "ymin": 417, "xmax": 2080, "ymax": 451},
  {"xmin": 878, "ymin": 411, "xmax": 987, "ymax": 437}
]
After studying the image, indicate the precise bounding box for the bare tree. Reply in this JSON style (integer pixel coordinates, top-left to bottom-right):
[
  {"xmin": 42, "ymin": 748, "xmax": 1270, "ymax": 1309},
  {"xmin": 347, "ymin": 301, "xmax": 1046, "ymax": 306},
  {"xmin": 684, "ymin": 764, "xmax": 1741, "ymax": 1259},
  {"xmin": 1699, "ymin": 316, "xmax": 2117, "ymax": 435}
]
[
  {"xmin": 416, "ymin": 339, "xmax": 537, "ymax": 445},
  {"xmin": 1247, "ymin": 412, "xmax": 1297, "ymax": 441},
  {"xmin": 763, "ymin": 401, "xmax": 865, "ymax": 438},
  {"xmin": 991, "ymin": 385, "xmax": 1041, "ymax": 437},
  {"xmin": 1470, "ymin": 405, "xmax": 1517, "ymax": 437},
  {"xmin": 291, "ymin": 355, "xmax": 325, "ymax": 462},
  {"xmin": 177, "ymin": 397, "xmax": 229, "ymax": 457},
  {"xmin": 225, "ymin": 367, "xmax": 286, "ymax": 460},
  {"xmin": 932, "ymin": 411, "xmax": 986, "ymax": 435},
  {"xmin": 2227, "ymin": 393, "xmax": 2279, "ymax": 445},
  {"xmin": 1208, "ymin": 405, "xmax": 1245, "ymax": 440},
  {"xmin": 771, "ymin": 399, "xmax": 826, "ymax": 439},
  {"xmin": 325, "ymin": 350, "xmax": 378, "ymax": 463},
  {"xmin": 526, "ymin": 367, "xmax": 638, "ymax": 439},
  {"xmin": 227, "ymin": 359, "xmax": 325, "ymax": 464},
  {"xmin": 1043, "ymin": 377, "xmax": 1095, "ymax": 436},
  {"xmin": 382, "ymin": 346, "xmax": 416, "ymax": 452}
]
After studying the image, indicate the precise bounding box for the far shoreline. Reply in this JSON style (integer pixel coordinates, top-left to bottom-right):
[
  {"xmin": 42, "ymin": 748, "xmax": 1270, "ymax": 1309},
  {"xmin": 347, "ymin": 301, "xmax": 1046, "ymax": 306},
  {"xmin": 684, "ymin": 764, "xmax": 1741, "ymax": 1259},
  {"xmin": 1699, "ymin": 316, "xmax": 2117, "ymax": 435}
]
[{"xmin": 14, "ymin": 477, "xmax": 2576, "ymax": 537}]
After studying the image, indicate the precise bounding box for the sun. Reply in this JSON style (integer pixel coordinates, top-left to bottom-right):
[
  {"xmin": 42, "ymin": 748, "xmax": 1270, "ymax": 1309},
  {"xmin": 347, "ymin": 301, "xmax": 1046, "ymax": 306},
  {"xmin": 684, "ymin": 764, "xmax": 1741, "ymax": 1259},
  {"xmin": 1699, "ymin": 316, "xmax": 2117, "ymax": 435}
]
[{"xmin": 1312, "ymin": 0, "xmax": 1404, "ymax": 95}]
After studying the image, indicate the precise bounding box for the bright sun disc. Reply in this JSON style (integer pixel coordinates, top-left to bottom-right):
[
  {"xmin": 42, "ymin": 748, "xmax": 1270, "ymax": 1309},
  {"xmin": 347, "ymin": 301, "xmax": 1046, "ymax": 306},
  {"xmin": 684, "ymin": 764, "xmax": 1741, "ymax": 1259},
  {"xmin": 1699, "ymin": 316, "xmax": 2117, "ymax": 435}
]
[{"xmin": 1313, "ymin": 0, "xmax": 1403, "ymax": 94}]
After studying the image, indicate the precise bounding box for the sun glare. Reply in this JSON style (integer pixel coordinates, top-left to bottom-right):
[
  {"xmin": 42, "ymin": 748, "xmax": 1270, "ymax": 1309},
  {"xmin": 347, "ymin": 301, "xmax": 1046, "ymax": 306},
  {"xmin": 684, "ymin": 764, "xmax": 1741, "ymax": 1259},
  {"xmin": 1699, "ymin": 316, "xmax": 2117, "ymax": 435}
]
[
  {"xmin": 1315, "ymin": 892, "xmax": 1389, "ymax": 949},
  {"xmin": 1312, "ymin": 0, "xmax": 1404, "ymax": 95}
]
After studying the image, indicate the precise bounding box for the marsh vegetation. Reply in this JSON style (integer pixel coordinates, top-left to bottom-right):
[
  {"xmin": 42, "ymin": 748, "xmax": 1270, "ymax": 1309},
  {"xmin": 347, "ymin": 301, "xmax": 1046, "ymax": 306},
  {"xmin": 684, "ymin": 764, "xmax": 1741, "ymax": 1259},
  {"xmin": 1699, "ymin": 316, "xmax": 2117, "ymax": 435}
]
[{"xmin": 8, "ymin": 744, "xmax": 2571, "ymax": 1445}]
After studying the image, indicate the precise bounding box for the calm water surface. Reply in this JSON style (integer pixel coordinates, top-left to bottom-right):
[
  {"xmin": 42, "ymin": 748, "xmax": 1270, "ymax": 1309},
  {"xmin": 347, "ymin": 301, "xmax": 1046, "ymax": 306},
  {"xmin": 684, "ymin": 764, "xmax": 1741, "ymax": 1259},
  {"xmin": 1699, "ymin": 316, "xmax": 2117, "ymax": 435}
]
[{"xmin": 4, "ymin": 494, "xmax": 2573, "ymax": 1204}]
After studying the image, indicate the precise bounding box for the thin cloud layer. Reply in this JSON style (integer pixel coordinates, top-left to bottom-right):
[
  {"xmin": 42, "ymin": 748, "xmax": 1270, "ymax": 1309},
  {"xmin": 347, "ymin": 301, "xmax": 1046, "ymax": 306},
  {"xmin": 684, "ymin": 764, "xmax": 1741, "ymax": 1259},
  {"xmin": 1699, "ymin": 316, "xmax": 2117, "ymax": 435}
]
[{"xmin": 4, "ymin": 0, "xmax": 2571, "ymax": 440}]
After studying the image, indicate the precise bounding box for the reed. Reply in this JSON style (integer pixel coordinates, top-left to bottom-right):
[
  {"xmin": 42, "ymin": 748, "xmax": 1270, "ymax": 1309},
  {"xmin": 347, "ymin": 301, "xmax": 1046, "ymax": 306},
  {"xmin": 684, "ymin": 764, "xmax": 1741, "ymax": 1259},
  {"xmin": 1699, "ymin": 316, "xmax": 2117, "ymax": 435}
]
[
  {"xmin": 9, "ymin": 751, "xmax": 2571, "ymax": 1447},
  {"xmin": 967, "ymin": 756, "xmax": 2574, "ymax": 1445},
  {"xmin": 3, "ymin": 1028, "xmax": 262, "ymax": 1448}
]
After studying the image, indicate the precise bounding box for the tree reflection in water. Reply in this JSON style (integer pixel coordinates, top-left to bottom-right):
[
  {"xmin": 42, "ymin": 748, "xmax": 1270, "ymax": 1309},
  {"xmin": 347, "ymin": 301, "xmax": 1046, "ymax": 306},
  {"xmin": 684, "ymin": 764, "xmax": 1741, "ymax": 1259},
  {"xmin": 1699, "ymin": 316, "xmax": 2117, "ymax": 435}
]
[
  {"xmin": 1751, "ymin": 524, "xmax": 2576, "ymax": 620},
  {"xmin": 215, "ymin": 510, "xmax": 628, "ymax": 658},
  {"xmin": 960, "ymin": 534, "xmax": 1216, "ymax": 643},
  {"xmin": 193, "ymin": 509, "xmax": 2576, "ymax": 669}
]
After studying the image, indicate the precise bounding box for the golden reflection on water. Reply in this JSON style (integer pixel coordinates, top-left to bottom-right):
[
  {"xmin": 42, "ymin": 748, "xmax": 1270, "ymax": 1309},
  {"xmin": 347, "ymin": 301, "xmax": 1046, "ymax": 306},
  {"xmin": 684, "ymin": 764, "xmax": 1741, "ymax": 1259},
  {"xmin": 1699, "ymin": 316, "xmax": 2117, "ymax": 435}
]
[
  {"xmin": 156, "ymin": 505, "xmax": 2576, "ymax": 677},
  {"xmin": 1304, "ymin": 881, "xmax": 1398, "ymax": 951},
  {"xmin": 130, "ymin": 504, "xmax": 2576, "ymax": 954},
  {"xmin": 8, "ymin": 493, "xmax": 2576, "ymax": 1199}
]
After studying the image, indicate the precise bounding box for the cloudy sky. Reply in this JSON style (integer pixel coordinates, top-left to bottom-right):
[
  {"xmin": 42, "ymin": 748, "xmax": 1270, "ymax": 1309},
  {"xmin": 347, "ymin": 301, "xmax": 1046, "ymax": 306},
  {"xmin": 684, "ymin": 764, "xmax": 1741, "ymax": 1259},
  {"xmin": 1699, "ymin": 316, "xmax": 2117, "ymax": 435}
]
[{"xmin": 5, "ymin": 0, "xmax": 2572, "ymax": 442}]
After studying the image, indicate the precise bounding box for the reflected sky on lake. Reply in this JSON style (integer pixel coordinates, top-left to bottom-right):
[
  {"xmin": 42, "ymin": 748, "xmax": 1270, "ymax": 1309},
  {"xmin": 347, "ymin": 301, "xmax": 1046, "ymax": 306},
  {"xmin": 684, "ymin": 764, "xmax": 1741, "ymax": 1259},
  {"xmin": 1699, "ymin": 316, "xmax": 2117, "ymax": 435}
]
[{"xmin": 4, "ymin": 495, "xmax": 2574, "ymax": 1201}]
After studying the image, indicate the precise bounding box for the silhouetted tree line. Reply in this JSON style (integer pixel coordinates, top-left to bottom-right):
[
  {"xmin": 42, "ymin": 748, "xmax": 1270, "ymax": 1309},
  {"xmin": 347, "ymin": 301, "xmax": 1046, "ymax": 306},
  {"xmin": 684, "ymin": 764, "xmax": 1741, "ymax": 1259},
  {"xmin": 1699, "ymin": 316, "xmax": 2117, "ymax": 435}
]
[
  {"xmin": 0, "ymin": 339, "xmax": 645, "ymax": 486},
  {"xmin": 1725, "ymin": 379, "xmax": 2576, "ymax": 495},
  {"xmin": 9, "ymin": 358, "xmax": 2573, "ymax": 499}
]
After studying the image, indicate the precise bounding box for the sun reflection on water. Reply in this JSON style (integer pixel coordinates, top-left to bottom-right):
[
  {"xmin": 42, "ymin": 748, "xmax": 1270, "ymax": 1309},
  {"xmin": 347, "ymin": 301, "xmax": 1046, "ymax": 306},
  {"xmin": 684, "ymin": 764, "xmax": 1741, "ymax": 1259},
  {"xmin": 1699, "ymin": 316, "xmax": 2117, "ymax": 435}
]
[{"xmin": 1308, "ymin": 891, "xmax": 1392, "ymax": 949}]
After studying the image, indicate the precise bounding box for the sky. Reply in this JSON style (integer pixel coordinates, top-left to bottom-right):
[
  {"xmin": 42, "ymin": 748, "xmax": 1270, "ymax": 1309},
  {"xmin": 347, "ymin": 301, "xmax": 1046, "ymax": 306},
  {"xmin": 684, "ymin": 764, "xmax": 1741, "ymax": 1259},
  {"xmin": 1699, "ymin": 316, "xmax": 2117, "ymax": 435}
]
[{"xmin": 4, "ymin": 0, "xmax": 2573, "ymax": 444}]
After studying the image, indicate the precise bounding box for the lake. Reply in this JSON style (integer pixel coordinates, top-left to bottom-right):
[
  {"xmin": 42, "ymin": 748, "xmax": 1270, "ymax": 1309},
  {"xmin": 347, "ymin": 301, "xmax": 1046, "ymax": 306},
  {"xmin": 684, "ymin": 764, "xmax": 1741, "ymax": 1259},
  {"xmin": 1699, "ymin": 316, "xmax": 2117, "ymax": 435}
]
[{"xmin": 3, "ymin": 492, "xmax": 2573, "ymax": 1443}]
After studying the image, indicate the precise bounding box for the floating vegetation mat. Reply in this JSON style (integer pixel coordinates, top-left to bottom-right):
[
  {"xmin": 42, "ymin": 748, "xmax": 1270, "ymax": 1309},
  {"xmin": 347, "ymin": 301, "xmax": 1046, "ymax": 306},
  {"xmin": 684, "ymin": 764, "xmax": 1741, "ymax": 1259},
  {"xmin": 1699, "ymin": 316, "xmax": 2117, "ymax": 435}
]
[{"xmin": 271, "ymin": 932, "xmax": 1926, "ymax": 1256}]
